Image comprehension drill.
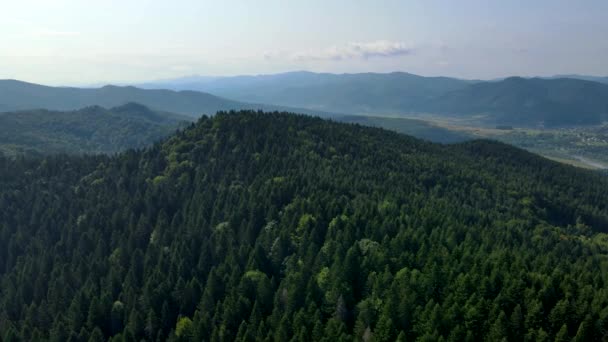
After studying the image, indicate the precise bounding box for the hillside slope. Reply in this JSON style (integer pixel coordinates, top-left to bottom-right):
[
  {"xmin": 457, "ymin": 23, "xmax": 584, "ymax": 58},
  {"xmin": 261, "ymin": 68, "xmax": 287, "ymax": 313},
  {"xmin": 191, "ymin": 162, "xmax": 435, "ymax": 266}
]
[
  {"xmin": 0, "ymin": 103, "xmax": 188, "ymax": 155},
  {"xmin": 431, "ymin": 77, "xmax": 608, "ymax": 126},
  {"xmin": 1, "ymin": 112, "xmax": 608, "ymax": 341}
]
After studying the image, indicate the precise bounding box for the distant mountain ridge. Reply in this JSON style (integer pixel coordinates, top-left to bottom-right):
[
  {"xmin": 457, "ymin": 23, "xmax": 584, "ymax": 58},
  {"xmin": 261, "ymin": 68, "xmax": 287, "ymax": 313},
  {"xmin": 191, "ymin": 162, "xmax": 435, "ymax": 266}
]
[
  {"xmin": 4, "ymin": 72, "xmax": 608, "ymax": 128},
  {"xmin": 136, "ymin": 71, "xmax": 476, "ymax": 113},
  {"xmin": 545, "ymin": 74, "xmax": 608, "ymax": 84},
  {"xmin": 0, "ymin": 79, "xmax": 336, "ymax": 118},
  {"xmin": 135, "ymin": 71, "xmax": 608, "ymax": 127},
  {"xmin": 431, "ymin": 77, "xmax": 608, "ymax": 126}
]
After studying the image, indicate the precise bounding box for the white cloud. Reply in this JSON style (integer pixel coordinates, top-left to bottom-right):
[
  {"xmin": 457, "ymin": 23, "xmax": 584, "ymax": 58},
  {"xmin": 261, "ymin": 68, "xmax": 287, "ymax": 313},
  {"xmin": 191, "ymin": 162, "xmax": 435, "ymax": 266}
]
[{"xmin": 289, "ymin": 40, "xmax": 413, "ymax": 61}]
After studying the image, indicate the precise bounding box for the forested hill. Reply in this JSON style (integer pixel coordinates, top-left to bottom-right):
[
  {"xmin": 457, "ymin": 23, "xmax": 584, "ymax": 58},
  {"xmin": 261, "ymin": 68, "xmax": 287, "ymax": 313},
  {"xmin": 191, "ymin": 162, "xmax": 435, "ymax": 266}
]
[
  {"xmin": 430, "ymin": 77, "xmax": 608, "ymax": 126},
  {"xmin": 0, "ymin": 103, "xmax": 189, "ymax": 156},
  {"xmin": 1, "ymin": 111, "xmax": 608, "ymax": 341}
]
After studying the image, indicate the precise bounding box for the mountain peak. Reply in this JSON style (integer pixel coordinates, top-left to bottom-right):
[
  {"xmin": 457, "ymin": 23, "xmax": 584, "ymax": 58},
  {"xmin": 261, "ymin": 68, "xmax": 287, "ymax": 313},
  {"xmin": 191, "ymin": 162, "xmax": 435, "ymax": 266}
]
[
  {"xmin": 112, "ymin": 102, "xmax": 152, "ymax": 112},
  {"xmin": 1, "ymin": 110, "xmax": 608, "ymax": 341}
]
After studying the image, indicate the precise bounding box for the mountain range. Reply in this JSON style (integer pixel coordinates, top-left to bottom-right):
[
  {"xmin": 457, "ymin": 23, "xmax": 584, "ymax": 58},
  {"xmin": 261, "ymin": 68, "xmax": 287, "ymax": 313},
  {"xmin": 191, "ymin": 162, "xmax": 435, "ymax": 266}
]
[
  {"xmin": 137, "ymin": 71, "xmax": 608, "ymax": 127},
  {"xmin": 428, "ymin": 77, "xmax": 608, "ymax": 126},
  {"xmin": 4, "ymin": 73, "xmax": 608, "ymax": 128},
  {"xmin": 545, "ymin": 74, "xmax": 608, "ymax": 84},
  {"xmin": 137, "ymin": 71, "xmax": 475, "ymax": 114},
  {"xmin": 0, "ymin": 79, "xmax": 335, "ymax": 118}
]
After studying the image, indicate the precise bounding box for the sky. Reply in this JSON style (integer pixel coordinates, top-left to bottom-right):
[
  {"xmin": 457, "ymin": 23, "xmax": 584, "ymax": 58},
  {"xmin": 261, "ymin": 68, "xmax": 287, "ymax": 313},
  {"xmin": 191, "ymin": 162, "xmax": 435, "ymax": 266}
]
[{"xmin": 1, "ymin": 0, "xmax": 607, "ymax": 85}]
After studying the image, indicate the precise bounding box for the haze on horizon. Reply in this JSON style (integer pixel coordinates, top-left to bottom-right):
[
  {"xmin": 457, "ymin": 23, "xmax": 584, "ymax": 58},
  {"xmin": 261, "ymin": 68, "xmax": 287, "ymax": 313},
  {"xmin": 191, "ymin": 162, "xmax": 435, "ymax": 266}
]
[{"xmin": 1, "ymin": 0, "xmax": 607, "ymax": 86}]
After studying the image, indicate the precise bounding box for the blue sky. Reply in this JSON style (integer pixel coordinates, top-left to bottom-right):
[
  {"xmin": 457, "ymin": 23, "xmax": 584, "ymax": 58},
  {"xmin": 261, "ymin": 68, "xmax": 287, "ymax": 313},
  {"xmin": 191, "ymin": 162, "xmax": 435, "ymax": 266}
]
[{"xmin": 1, "ymin": 0, "xmax": 606, "ymax": 85}]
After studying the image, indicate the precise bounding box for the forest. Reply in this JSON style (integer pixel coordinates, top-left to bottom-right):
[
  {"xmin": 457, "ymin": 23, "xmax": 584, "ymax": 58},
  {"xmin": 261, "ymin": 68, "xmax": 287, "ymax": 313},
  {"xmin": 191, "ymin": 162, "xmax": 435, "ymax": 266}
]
[
  {"xmin": 0, "ymin": 103, "xmax": 187, "ymax": 156},
  {"xmin": 1, "ymin": 111, "xmax": 608, "ymax": 341}
]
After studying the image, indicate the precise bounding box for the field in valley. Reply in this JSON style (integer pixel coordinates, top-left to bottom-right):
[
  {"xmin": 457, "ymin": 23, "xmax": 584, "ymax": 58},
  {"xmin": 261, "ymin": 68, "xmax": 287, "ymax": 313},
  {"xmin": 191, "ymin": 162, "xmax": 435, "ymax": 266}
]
[{"xmin": 354, "ymin": 113, "xmax": 608, "ymax": 170}]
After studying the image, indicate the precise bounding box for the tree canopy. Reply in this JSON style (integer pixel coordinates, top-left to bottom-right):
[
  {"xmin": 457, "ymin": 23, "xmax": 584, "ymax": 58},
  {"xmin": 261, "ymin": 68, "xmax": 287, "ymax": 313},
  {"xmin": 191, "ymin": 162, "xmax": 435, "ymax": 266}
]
[{"xmin": 1, "ymin": 111, "xmax": 607, "ymax": 341}]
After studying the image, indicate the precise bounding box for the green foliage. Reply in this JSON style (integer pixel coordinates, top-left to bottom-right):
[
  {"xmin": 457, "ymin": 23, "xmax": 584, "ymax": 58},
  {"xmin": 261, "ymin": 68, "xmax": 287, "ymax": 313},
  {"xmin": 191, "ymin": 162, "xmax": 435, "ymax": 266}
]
[
  {"xmin": 0, "ymin": 103, "xmax": 188, "ymax": 156},
  {"xmin": 175, "ymin": 317, "xmax": 194, "ymax": 340},
  {"xmin": 0, "ymin": 111, "xmax": 608, "ymax": 341}
]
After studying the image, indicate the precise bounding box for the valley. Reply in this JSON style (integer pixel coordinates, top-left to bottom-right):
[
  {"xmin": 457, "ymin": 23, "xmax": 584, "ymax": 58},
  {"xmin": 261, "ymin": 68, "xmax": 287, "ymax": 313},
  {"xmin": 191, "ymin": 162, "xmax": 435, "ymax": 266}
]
[
  {"xmin": 4, "ymin": 73, "xmax": 604, "ymax": 170},
  {"xmin": 132, "ymin": 71, "xmax": 608, "ymax": 170},
  {"xmin": 432, "ymin": 120, "xmax": 608, "ymax": 170},
  {"xmin": 347, "ymin": 113, "xmax": 608, "ymax": 170}
]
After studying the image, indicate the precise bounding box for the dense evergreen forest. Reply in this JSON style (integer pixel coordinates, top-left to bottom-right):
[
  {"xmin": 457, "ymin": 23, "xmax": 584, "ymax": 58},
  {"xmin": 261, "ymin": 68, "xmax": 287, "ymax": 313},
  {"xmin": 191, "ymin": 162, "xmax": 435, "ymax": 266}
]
[
  {"xmin": 0, "ymin": 103, "xmax": 188, "ymax": 156},
  {"xmin": 1, "ymin": 111, "xmax": 608, "ymax": 341}
]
